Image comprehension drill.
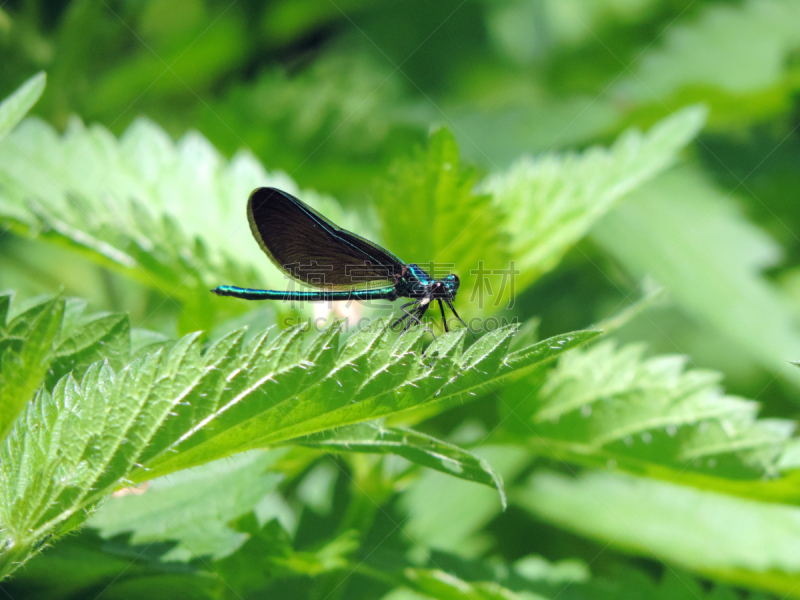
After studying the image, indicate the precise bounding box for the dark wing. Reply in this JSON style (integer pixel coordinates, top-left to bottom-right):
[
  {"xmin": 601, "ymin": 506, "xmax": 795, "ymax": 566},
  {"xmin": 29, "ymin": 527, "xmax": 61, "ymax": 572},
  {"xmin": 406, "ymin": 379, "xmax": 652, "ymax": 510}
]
[{"xmin": 247, "ymin": 187, "xmax": 405, "ymax": 290}]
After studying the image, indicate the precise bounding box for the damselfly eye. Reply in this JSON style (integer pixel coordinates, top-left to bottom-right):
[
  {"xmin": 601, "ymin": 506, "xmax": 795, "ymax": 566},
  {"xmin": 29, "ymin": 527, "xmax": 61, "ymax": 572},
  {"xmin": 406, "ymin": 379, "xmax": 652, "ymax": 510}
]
[{"xmin": 444, "ymin": 274, "xmax": 460, "ymax": 292}]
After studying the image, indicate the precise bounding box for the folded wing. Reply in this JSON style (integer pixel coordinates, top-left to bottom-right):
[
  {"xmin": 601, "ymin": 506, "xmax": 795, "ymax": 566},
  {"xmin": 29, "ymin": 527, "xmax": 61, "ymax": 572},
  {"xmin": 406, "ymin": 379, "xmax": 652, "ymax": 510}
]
[{"xmin": 247, "ymin": 187, "xmax": 405, "ymax": 290}]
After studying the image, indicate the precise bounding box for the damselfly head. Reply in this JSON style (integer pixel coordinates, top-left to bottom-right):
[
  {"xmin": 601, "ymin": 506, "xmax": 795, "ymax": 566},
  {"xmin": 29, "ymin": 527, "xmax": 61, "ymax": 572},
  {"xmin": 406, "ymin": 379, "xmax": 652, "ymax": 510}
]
[
  {"xmin": 442, "ymin": 273, "xmax": 460, "ymax": 297},
  {"xmin": 430, "ymin": 274, "xmax": 459, "ymax": 300}
]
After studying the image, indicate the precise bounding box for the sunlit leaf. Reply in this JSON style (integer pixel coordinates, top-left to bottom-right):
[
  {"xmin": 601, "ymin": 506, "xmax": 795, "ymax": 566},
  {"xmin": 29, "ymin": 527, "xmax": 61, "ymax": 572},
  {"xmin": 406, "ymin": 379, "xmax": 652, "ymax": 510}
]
[
  {"xmin": 481, "ymin": 106, "xmax": 706, "ymax": 292},
  {"xmin": 300, "ymin": 422, "xmax": 506, "ymax": 508},
  {"xmin": 0, "ymin": 294, "xmax": 129, "ymax": 445},
  {"xmin": 0, "ymin": 303, "xmax": 590, "ymax": 577},
  {"xmin": 376, "ymin": 128, "xmax": 508, "ymax": 319},
  {"xmin": 502, "ymin": 340, "xmax": 795, "ymax": 491}
]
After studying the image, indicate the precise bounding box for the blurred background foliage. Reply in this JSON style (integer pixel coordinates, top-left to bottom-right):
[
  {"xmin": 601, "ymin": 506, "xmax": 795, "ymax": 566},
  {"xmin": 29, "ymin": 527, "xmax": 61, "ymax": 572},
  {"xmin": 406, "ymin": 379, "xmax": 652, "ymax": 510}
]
[{"xmin": 3, "ymin": 0, "xmax": 800, "ymax": 598}]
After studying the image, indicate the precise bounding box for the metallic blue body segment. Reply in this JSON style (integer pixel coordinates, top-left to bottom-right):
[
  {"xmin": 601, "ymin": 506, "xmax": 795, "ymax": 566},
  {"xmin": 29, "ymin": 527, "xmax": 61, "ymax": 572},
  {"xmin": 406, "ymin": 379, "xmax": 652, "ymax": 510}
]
[
  {"xmin": 394, "ymin": 263, "xmax": 434, "ymax": 298},
  {"xmin": 406, "ymin": 264, "xmax": 432, "ymax": 285},
  {"xmin": 213, "ymin": 285, "xmax": 397, "ymax": 302}
]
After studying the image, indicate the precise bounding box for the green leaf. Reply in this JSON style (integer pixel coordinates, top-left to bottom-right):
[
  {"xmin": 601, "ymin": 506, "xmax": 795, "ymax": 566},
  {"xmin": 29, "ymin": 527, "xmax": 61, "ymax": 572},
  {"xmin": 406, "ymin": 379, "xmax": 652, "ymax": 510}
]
[
  {"xmin": 514, "ymin": 470, "xmax": 800, "ymax": 597},
  {"xmin": 593, "ymin": 166, "xmax": 800, "ymax": 390},
  {"xmin": 481, "ymin": 106, "xmax": 706, "ymax": 291},
  {"xmin": 386, "ymin": 328, "xmax": 602, "ymax": 441},
  {"xmin": 46, "ymin": 309, "xmax": 130, "ymax": 389},
  {"xmin": 377, "ymin": 128, "xmax": 509, "ymax": 317},
  {"xmin": 299, "ymin": 422, "xmax": 507, "ymax": 509},
  {"xmin": 88, "ymin": 450, "xmax": 285, "ymax": 562},
  {"xmin": 0, "ymin": 295, "xmax": 63, "ymax": 444},
  {"xmin": 0, "ymin": 319, "xmax": 588, "ymax": 577},
  {"xmin": 0, "ymin": 72, "xmax": 45, "ymax": 139},
  {"xmin": 143, "ymin": 324, "xmax": 593, "ymax": 476},
  {"xmin": 505, "ymin": 340, "xmax": 794, "ymax": 490},
  {"xmin": 0, "ymin": 294, "xmax": 130, "ymax": 445}
]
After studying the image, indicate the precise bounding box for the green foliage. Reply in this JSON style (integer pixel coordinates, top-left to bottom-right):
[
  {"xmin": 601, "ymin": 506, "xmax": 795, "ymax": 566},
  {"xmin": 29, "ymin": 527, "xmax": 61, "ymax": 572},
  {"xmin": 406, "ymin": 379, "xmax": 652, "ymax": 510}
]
[
  {"xmin": 481, "ymin": 106, "xmax": 706, "ymax": 290},
  {"xmin": 0, "ymin": 116, "xmax": 280, "ymax": 331},
  {"xmin": 300, "ymin": 422, "xmax": 507, "ymax": 508},
  {"xmin": 393, "ymin": 553, "xmax": 768, "ymax": 600},
  {"xmin": 3, "ymin": 3, "xmax": 800, "ymax": 597},
  {"xmin": 0, "ymin": 82, "xmax": 397, "ymax": 330},
  {"xmin": 401, "ymin": 567, "xmax": 546, "ymax": 600},
  {"xmin": 399, "ymin": 446, "xmax": 530, "ymax": 557},
  {"xmin": 212, "ymin": 516, "xmax": 360, "ymax": 586},
  {"xmin": 0, "ymin": 80, "xmax": 702, "ymax": 335},
  {"xmin": 198, "ymin": 50, "xmax": 426, "ymax": 193},
  {"xmin": 0, "ymin": 72, "xmax": 45, "ymax": 139},
  {"xmin": 374, "ymin": 110, "xmax": 702, "ymax": 313},
  {"xmin": 504, "ymin": 340, "xmax": 795, "ymax": 489},
  {"xmin": 0, "ymin": 517, "xmax": 360, "ymax": 599},
  {"xmin": 515, "ymin": 470, "xmax": 800, "ymax": 597},
  {"xmin": 0, "ymin": 286, "xmax": 596, "ymax": 578},
  {"xmin": 377, "ymin": 128, "xmax": 507, "ymax": 315},
  {"xmin": 594, "ymin": 166, "xmax": 800, "ymax": 390},
  {"xmin": 0, "ymin": 293, "xmax": 129, "ymax": 444},
  {"xmin": 614, "ymin": 0, "xmax": 800, "ymax": 126},
  {"xmin": 88, "ymin": 451, "xmax": 286, "ymax": 562}
]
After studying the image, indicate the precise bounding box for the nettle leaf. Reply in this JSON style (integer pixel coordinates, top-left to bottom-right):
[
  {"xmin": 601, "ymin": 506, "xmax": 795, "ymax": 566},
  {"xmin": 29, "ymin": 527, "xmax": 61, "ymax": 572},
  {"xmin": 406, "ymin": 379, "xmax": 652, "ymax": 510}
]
[
  {"xmin": 0, "ymin": 294, "xmax": 129, "ymax": 444},
  {"xmin": 0, "ymin": 296, "xmax": 63, "ymax": 444},
  {"xmin": 143, "ymin": 325, "xmax": 597, "ymax": 477},
  {"xmin": 88, "ymin": 450, "xmax": 285, "ymax": 562},
  {"xmin": 300, "ymin": 422, "xmax": 506, "ymax": 508},
  {"xmin": 515, "ymin": 470, "xmax": 800, "ymax": 597},
  {"xmin": 480, "ymin": 106, "xmax": 706, "ymax": 291},
  {"xmin": 377, "ymin": 128, "xmax": 509, "ymax": 317},
  {"xmin": 506, "ymin": 340, "xmax": 794, "ymax": 488},
  {"xmin": 0, "ymin": 319, "xmax": 594, "ymax": 577}
]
